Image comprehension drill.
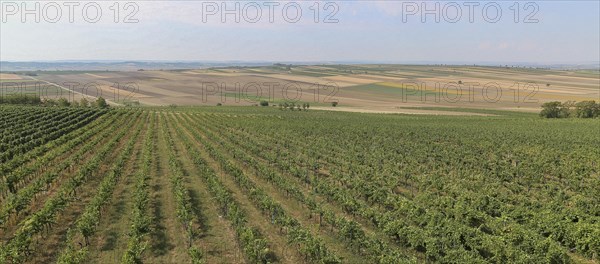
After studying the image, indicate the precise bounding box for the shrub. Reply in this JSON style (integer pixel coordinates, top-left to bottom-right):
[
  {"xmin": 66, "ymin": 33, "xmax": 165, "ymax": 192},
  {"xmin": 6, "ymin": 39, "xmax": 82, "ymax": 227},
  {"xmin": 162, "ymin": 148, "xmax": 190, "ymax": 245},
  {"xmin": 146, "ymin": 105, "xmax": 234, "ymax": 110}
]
[
  {"xmin": 43, "ymin": 98, "xmax": 58, "ymax": 106},
  {"xmin": 96, "ymin": 97, "xmax": 109, "ymax": 108},
  {"xmin": 574, "ymin": 101, "xmax": 599, "ymax": 118},
  {"xmin": 260, "ymin": 100, "xmax": 269, "ymax": 107},
  {"xmin": 0, "ymin": 94, "xmax": 42, "ymax": 105},
  {"xmin": 540, "ymin": 101, "xmax": 570, "ymax": 118},
  {"xmin": 331, "ymin": 102, "xmax": 338, "ymax": 107},
  {"xmin": 80, "ymin": 98, "xmax": 89, "ymax": 107},
  {"xmin": 57, "ymin": 98, "xmax": 71, "ymax": 107}
]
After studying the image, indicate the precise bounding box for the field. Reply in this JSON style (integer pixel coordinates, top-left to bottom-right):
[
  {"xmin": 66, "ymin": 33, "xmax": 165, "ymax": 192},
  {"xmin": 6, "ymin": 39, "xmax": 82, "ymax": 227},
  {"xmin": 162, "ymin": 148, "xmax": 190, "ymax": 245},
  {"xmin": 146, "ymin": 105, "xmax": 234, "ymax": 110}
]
[
  {"xmin": 2, "ymin": 65, "xmax": 598, "ymax": 114},
  {"xmin": 0, "ymin": 105, "xmax": 598, "ymax": 263}
]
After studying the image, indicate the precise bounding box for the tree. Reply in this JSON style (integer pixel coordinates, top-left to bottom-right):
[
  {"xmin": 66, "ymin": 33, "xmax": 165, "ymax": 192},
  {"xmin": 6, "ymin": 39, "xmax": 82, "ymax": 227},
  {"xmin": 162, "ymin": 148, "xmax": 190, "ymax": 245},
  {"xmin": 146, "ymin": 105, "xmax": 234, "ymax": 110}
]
[
  {"xmin": 43, "ymin": 98, "xmax": 58, "ymax": 106},
  {"xmin": 540, "ymin": 102, "xmax": 562, "ymax": 118},
  {"xmin": 80, "ymin": 98, "xmax": 89, "ymax": 107},
  {"xmin": 560, "ymin": 101, "xmax": 574, "ymax": 118},
  {"xmin": 95, "ymin": 97, "xmax": 109, "ymax": 108},
  {"xmin": 540, "ymin": 101, "xmax": 571, "ymax": 118},
  {"xmin": 0, "ymin": 94, "xmax": 41, "ymax": 105},
  {"xmin": 260, "ymin": 100, "xmax": 269, "ymax": 107},
  {"xmin": 575, "ymin": 101, "xmax": 599, "ymax": 118},
  {"xmin": 57, "ymin": 98, "xmax": 71, "ymax": 107}
]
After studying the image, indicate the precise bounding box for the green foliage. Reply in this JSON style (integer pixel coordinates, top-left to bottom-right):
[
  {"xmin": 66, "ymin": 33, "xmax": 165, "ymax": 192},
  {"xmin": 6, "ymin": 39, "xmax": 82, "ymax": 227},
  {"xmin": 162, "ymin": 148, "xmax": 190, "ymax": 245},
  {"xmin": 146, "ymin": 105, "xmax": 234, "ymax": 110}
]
[
  {"xmin": 175, "ymin": 106, "xmax": 598, "ymax": 263},
  {"xmin": 57, "ymin": 97, "xmax": 71, "ymax": 107},
  {"xmin": 1, "ymin": 106, "xmax": 598, "ymax": 263},
  {"xmin": 331, "ymin": 101, "xmax": 338, "ymax": 107},
  {"xmin": 278, "ymin": 101, "xmax": 312, "ymax": 111},
  {"xmin": 540, "ymin": 101, "xmax": 570, "ymax": 118},
  {"xmin": 95, "ymin": 97, "xmax": 109, "ymax": 108},
  {"xmin": 189, "ymin": 247, "xmax": 205, "ymax": 264},
  {"xmin": 0, "ymin": 94, "xmax": 42, "ymax": 105},
  {"xmin": 574, "ymin": 101, "xmax": 600, "ymax": 118},
  {"xmin": 80, "ymin": 98, "xmax": 90, "ymax": 107},
  {"xmin": 541, "ymin": 101, "xmax": 599, "ymax": 118},
  {"xmin": 259, "ymin": 100, "xmax": 269, "ymax": 106}
]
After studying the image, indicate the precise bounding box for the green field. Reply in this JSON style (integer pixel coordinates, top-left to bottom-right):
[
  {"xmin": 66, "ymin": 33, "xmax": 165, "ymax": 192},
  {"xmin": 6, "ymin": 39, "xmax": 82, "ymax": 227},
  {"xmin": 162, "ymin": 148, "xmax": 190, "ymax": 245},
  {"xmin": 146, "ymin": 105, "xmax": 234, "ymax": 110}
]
[{"xmin": 0, "ymin": 105, "xmax": 598, "ymax": 263}]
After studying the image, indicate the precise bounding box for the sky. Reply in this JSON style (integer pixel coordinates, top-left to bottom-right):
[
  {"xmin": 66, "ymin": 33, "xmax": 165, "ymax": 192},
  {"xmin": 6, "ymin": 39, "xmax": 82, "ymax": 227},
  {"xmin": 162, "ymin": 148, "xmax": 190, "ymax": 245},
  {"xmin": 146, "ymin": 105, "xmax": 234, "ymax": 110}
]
[{"xmin": 1, "ymin": 1, "xmax": 599, "ymax": 64}]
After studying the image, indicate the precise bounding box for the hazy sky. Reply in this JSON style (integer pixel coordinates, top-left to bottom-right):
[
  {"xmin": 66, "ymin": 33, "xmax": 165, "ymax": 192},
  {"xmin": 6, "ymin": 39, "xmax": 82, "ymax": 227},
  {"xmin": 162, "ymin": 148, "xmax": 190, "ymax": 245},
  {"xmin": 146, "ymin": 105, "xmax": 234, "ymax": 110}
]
[{"xmin": 1, "ymin": 1, "xmax": 599, "ymax": 63}]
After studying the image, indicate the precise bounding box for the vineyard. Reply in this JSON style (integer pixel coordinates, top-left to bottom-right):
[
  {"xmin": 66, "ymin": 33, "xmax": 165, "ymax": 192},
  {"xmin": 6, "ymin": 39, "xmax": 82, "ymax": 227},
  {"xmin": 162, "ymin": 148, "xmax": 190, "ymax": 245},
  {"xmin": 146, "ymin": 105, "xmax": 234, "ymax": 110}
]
[{"xmin": 0, "ymin": 105, "xmax": 598, "ymax": 264}]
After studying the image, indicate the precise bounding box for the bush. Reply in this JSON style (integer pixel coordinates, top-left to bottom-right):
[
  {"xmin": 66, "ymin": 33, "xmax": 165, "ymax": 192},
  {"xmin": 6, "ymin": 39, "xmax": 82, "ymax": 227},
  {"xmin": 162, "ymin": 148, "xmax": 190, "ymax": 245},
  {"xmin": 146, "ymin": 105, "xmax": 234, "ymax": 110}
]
[
  {"xmin": 574, "ymin": 101, "xmax": 599, "ymax": 118},
  {"xmin": 57, "ymin": 98, "xmax": 71, "ymax": 107},
  {"xmin": 331, "ymin": 102, "xmax": 338, "ymax": 107},
  {"xmin": 43, "ymin": 98, "xmax": 58, "ymax": 106},
  {"xmin": 0, "ymin": 94, "xmax": 41, "ymax": 105},
  {"xmin": 260, "ymin": 100, "xmax": 269, "ymax": 107},
  {"xmin": 80, "ymin": 98, "xmax": 89, "ymax": 107},
  {"xmin": 540, "ymin": 101, "xmax": 570, "ymax": 118},
  {"xmin": 96, "ymin": 97, "xmax": 109, "ymax": 108},
  {"xmin": 124, "ymin": 101, "xmax": 140, "ymax": 107}
]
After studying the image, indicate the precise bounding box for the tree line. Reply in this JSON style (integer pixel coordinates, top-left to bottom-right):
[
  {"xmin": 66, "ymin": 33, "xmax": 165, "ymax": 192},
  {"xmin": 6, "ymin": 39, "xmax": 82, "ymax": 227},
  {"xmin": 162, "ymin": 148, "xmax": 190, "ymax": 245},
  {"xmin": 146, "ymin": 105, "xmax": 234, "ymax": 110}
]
[
  {"xmin": 540, "ymin": 101, "xmax": 599, "ymax": 118},
  {"xmin": 0, "ymin": 95, "xmax": 109, "ymax": 108}
]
